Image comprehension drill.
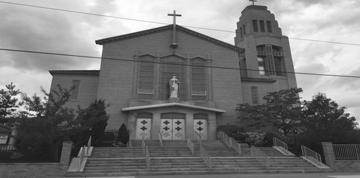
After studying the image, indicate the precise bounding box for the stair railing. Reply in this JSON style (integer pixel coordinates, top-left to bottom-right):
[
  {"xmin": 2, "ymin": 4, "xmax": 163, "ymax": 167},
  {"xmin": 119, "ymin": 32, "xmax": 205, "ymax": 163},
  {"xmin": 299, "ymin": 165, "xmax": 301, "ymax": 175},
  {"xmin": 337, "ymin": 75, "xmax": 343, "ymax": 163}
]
[
  {"xmin": 141, "ymin": 136, "xmax": 146, "ymax": 154},
  {"xmin": 195, "ymin": 131, "xmax": 202, "ymax": 146},
  {"xmin": 158, "ymin": 132, "xmax": 163, "ymax": 147},
  {"xmin": 199, "ymin": 143, "xmax": 212, "ymax": 168},
  {"xmin": 187, "ymin": 138, "xmax": 195, "ymax": 155},
  {"xmin": 145, "ymin": 145, "xmax": 151, "ymax": 168},
  {"xmin": 217, "ymin": 131, "xmax": 242, "ymax": 155},
  {"xmin": 86, "ymin": 136, "xmax": 92, "ymax": 155},
  {"xmin": 301, "ymin": 145, "xmax": 322, "ymax": 163},
  {"xmin": 273, "ymin": 137, "xmax": 288, "ymax": 150}
]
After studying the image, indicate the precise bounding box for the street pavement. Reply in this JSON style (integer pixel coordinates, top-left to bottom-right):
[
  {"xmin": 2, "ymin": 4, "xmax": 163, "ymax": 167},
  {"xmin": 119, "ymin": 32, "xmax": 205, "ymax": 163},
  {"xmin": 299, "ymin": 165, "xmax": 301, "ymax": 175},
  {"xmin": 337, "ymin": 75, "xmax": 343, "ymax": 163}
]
[{"xmin": 89, "ymin": 173, "xmax": 360, "ymax": 178}]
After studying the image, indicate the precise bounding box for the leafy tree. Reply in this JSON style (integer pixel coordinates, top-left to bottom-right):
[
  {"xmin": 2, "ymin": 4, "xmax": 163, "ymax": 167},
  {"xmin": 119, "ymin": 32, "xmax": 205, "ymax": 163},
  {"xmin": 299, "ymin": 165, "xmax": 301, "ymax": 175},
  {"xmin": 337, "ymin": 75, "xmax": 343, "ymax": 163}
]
[
  {"xmin": 15, "ymin": 85, "xmax": 74, "ymax": 161},
  {"xmin": 0, "ymin": 83, "xmax": 22, "ymax": 120},
  {"xmin": 300, "ymin": 93, "xmax": 358, "ymax": 144},
  {"xmin": 69, "ymin": 100, "xmax": 109, "ymax": 149},
  {"xmin": 237, "ymin": 88, "xmax": 303, "ymax": 137}
]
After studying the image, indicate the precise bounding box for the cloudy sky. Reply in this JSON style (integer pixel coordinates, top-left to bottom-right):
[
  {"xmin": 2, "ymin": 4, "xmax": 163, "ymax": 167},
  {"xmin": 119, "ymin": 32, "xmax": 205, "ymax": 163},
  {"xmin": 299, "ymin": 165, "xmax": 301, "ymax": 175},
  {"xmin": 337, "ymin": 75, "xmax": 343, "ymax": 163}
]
[{"xmin": 0, "ymin": 0, "xmax": 360, "ymax": 122}]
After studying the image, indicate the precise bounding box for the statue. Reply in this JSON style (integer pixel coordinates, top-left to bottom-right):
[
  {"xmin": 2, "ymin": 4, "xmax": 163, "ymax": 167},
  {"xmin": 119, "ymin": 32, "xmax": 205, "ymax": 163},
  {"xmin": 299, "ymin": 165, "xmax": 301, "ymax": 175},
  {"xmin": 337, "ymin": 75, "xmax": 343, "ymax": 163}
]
[{"xmin": 169, "ymin": 75, "xmax": 179, "ymax": 99}]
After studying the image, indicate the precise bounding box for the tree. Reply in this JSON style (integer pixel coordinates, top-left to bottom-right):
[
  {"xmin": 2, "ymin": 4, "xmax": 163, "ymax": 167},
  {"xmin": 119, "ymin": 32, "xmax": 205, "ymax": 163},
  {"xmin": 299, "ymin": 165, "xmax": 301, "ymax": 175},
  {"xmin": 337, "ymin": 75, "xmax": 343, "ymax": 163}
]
[
  {"xmin": 300, "ymin": 93, "xmax": 358, "ymax": 144},
  {"xmin": 15, "ymin": 85, "xmax": 75, "ymax": 161},
  {"xmin": 69, "ymin": 100, "xmax": 109, "ymax": 148},
  {"xmin": 237, "ymin": 88, "xmax": 303, "ymax": 137},
  {"xmin": 0, "ymin": 83, "xmax": 22, "ymax": 120}
]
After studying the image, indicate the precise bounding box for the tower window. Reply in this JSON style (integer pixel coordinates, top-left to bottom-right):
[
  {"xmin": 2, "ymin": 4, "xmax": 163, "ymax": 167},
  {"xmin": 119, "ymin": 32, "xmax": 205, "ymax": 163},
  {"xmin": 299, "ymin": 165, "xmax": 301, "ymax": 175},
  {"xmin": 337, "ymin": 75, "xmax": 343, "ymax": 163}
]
[
  {"xmin": 266, "ymin": 21, "xmax": 272, "ymax": 33},
  {"xmin": 252, "ymin": 20, "xmax": 258, "ymax": 32},
  {"xmin": 243, "ymin": 24, "xmax": 246, "ymax": 34},
  {"xmin": 257, "ymin": 57, "xmax": 265, "ymax": 75},
  {"xmin": 259, "ymin": 20, "xmax": 265, "ymax": 32},
  {"xmin": 251, "ymin": 86, "xmax": 259, "ymax": 105}
]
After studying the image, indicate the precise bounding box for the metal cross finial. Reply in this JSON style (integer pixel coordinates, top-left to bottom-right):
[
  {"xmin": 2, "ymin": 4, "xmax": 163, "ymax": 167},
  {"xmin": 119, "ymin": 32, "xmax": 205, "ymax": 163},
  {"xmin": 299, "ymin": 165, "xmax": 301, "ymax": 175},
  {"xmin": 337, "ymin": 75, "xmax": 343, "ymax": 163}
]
[
  {"xmin": 168, "ymin": 10, "xmax": 182, "ymax": 48},
  {"xmin": 249, "ymin": 0, "xmax": 257, "ymax": 6}
]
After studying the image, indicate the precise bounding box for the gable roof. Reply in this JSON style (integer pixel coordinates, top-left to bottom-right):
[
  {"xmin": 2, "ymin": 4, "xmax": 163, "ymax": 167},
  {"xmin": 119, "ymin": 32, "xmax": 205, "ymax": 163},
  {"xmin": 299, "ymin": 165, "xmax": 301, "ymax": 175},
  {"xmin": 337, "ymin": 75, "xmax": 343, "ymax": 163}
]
[
  {"xmin": 96, "ymin": 25, "xmax": 243, "ymax": 52},
  {"xmin": 49, "ymin": 70, "xmax": 100, "ymax": 76},
  {"xmin": 122, "ymin": 102, "xmax": 226, "ymax": 113}
]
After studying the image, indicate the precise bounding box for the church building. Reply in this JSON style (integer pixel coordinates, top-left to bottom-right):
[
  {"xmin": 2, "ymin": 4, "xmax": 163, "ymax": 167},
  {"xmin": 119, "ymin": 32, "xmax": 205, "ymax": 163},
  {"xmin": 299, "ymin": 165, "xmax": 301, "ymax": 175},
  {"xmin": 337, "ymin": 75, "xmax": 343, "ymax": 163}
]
[{"xmin": 49, "ymin": 5, "xmax": 297, "ymax": 141}]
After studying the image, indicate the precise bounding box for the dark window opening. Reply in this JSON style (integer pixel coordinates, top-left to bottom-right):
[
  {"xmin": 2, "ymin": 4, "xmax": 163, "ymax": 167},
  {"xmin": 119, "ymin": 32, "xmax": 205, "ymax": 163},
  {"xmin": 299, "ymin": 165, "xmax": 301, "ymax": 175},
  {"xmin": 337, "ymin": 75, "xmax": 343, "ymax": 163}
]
[
  {"xmin": 266, "ymin": 21, "xmax": 272, "ymax": 33},
  {"xmin": 259, "ymin": 20, "xmax": 265, "ymax": 32},
  {"xmin": 252, "ymin": 20, "xmax": 258, "ymax": 32}
]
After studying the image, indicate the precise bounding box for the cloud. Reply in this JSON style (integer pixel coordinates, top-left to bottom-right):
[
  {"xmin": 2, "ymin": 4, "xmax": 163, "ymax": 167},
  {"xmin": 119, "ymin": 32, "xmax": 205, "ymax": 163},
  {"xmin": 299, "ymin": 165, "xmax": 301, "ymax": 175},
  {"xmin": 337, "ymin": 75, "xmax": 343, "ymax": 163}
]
[{"xmin": 331, "ymin": 67, "xmax": 360, "ymax": 91}]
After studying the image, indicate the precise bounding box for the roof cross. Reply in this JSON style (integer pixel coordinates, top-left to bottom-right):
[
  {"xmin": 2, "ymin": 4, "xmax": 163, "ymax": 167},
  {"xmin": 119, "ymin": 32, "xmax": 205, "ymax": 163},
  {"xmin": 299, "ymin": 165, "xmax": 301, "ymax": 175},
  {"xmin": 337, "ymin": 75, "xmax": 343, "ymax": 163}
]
[{"xmin": 168, "ymin": 10, "xmax": 182, "ymax": 48}]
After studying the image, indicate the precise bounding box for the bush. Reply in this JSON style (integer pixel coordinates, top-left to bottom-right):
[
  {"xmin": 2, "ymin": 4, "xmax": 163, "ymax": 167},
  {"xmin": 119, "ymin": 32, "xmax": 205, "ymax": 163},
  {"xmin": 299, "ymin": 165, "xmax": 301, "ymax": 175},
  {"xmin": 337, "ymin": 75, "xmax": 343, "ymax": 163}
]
[{"xmin": 117, "ymin": 124, "xmax": 129, "ymax": 145}]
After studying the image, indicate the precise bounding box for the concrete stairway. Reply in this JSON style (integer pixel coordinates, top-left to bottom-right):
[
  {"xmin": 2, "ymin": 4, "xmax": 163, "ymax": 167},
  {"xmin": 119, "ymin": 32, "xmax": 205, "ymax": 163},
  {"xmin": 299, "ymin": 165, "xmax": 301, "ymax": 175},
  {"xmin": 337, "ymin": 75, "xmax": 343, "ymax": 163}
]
[
  {"xmin": 66, "ymin": 140, "xmax": 330, "ymax": 177},
  {"xmin": 91, "ymin": 147, "xmax": 144, "ymax": 158},
  {"xmin": 194, "ymin": 140, "xmax": 239, "ymax": 156}
]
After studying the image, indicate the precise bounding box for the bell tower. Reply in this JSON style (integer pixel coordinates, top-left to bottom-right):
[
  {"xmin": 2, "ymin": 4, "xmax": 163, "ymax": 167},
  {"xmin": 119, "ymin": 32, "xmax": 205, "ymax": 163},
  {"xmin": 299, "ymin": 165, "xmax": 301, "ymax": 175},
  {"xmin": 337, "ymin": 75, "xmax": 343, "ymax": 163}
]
[{"xmin": 235, "ymin": 5, "xmax": 297, "ymax": 104}]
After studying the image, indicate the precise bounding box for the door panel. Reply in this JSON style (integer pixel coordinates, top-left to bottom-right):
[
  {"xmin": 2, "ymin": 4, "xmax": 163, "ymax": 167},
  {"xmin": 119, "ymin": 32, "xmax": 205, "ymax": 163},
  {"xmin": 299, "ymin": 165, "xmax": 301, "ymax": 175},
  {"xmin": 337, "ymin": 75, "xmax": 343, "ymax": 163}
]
[
  {"xmin": 173, "ymin": 119, "xmax": 185, "ymax": 140},
  {"xmin": 160, "ymin": 119, "xmax": 173, "ymax": 140},
  {"xmin": 194, "ymin": 119, "xmax": 207, "ymax": 140},
  {"xmin": 160, "ymin": 119, "xmax": 185, "ymax": 140},
  {"xmin": 136, "ymin": 118, "xmax": 152, "ymax": 140}
]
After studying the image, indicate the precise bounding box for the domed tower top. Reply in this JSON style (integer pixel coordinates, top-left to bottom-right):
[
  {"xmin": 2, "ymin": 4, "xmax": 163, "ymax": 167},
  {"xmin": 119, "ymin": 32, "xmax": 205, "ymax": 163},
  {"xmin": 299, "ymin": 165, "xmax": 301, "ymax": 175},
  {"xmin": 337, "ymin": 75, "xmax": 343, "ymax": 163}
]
[
  {"xmin": 234, "ymin": 3, "xmax": 297, "ymax": 105},
  {"xmin": 235, "ymin": 5, "xmax": 283, "ymax": 45}
]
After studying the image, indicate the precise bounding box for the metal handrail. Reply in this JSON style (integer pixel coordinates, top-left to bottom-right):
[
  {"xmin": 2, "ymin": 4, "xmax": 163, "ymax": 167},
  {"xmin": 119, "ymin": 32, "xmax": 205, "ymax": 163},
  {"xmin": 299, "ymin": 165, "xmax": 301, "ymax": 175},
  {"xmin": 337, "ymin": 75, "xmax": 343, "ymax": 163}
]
[
  {"xmin": 301, "ymin": 145, "xmax": 322, "ymax": 162},
  {"xmin": 87, "ymin": 136, "xmax": 92, "ymax": 155},
  {"xmin": 145, "ymin": 145, "xmax": 151, "ymax": 168},
  {"xmin": 187, "ymin": 138, "xmax": 195, "ymax": 155},
  {"xmin": 141, "ymin": 136, "xmax": 146, "ymax": 154},
  {"xmin": 333, "ymin": 144, "xmax": 360, "ymax": 160},
  {"xmin": 158, "ymin": 132, "xmax": 163, "ymax": 147},
  {"xmin": 273, "ymin": 137, "xmax": 288, "ymax": 150},
  {"xmin": 79, "ymin": 146, "xmax": 85, "ymax": 169},
  {"xmin": 217, "ymin": 131, "xmax": 242, "ymax": 155},
  {"xmin": 199, "ymin": 143, "xmax": 212, "ymax": 168},
  {"xmin": 195, "ymin": 131, "xmax": 202, "ymax": 146}
]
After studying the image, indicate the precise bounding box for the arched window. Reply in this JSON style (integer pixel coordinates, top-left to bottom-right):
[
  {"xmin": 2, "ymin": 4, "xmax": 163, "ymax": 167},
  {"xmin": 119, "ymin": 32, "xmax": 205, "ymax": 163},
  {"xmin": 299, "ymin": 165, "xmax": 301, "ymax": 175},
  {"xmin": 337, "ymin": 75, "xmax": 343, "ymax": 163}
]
[
  {"xmin": 191, "ymin": 58, "xmax": 207, "ymax": 100},
  {"xmin": 137, "ymin": 55, "xmax": 155, "ymax": 98}
]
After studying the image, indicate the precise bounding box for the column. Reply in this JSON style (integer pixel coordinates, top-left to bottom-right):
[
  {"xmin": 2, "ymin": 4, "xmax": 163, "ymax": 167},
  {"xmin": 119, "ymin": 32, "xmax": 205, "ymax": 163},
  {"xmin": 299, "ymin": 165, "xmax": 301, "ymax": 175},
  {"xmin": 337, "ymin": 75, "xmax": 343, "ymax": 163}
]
[
  {"xmin": 128, "ymin": 112, "xmax": 136, "ymax": 140},
  {"xmin": 322, "ymin": 142, "xmax": 335, "ymax": 168},
  {"xmin": 186, "ymin": 111, "xmax": 194, "ymax": 140},
  {"xmin": 208, "ymin": 113, "xmax": 217, "ymax": 140},
  {"xmin": 151, "ymin": 111, "xmax": 161, "ymax": 140},
  {"xmin": 60, "ymin": 141, "xmax": 73, "ymax": 166}
]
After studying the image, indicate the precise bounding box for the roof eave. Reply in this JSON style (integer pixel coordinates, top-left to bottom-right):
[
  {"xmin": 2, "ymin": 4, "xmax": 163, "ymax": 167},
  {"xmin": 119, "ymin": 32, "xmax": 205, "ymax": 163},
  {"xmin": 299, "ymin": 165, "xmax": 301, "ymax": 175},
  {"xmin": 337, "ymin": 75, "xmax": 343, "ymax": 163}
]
[{"xmin": 122, "ymin": 103, "xmax": 226, "ymax": 113}]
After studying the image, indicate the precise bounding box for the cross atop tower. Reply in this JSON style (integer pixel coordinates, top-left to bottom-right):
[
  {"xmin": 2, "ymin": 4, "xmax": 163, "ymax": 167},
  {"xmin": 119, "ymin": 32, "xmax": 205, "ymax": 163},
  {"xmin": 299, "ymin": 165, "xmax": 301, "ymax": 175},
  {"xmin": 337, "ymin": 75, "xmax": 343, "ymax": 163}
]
[
  {"xmin": 249, "ymin": 0, "xmax": 257, "ymax": 6},
  {"xmin": 168, "ymin": 10, "xmax": 182, "ymax": 48}
]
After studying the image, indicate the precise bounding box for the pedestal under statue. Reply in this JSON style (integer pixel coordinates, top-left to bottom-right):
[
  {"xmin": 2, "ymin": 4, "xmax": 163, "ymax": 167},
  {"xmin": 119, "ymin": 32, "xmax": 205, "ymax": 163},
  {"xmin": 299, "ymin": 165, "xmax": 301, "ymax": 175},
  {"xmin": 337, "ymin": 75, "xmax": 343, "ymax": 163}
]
[{"xmin": 169, "ymin": 75, "xmax": 179, "ymax": 100}]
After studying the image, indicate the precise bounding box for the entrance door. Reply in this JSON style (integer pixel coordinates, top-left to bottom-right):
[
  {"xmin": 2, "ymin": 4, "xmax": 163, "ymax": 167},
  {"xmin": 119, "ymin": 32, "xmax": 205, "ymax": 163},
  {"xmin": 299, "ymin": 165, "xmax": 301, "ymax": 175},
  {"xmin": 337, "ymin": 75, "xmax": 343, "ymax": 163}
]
[
  {"xmin": 136, "ymin": 118, "xmax": 152, "ymax": 139},
  {"xmin": 194, "ymin": 119, "xmax": 207, "ymax": 140},
  {"xmin": 160, "ymin": 119, "xmax": 185, "ymax": 140}
]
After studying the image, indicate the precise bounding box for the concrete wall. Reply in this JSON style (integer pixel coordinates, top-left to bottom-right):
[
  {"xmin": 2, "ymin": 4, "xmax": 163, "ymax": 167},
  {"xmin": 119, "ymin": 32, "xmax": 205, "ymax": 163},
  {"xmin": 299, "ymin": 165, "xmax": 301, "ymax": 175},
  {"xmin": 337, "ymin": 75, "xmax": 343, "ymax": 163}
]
[
  {"xmin": 97, "ymin": 29, "xmax": 242, "ymax": 130},
  {"xmin": 50, "ymin": 74, "xmax": 99, "ymax": 109},
  {"xmin": 322, "ymin": 142, "xmax": 360, "ymax": 172},
  {"xmin": 0, "ymin": 163, "xmax": 64, "ymax": 178}
]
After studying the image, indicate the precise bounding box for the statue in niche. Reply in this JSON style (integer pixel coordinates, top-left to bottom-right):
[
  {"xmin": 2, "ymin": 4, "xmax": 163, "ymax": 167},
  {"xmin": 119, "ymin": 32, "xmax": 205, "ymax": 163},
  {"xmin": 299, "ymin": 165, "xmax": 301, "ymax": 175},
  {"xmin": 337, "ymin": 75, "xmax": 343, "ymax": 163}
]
[{"xmin": 169, "ymin": 75, "xmax": 179, "ymax": 99}]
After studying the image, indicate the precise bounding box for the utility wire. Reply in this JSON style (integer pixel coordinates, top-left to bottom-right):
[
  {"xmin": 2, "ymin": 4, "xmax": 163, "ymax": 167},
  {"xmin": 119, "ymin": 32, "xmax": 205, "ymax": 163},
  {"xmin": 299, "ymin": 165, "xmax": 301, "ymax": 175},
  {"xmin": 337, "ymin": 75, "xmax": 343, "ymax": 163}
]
[
  {"xmin": 1, "ymin": 47, "xmax": 360, "ymax": 79},
  {"xmin": 1, "ymin": 1, "xmax": 360, "ymax": 46}
]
